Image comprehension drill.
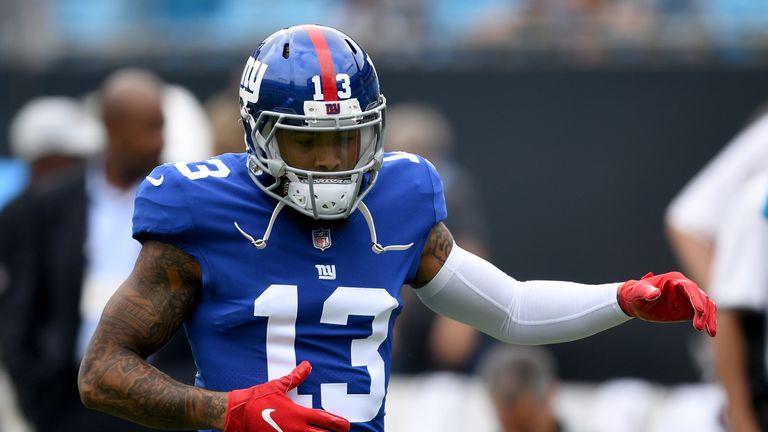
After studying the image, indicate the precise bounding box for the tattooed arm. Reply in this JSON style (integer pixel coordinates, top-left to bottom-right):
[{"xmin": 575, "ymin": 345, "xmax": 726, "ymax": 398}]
[
  {"xmin": 78, "ymin": 240, "xmax": 227, "ymax": 430},
  {"xmin": 411, "ymin": 222, "xmax": 454, "ymax": 288}
]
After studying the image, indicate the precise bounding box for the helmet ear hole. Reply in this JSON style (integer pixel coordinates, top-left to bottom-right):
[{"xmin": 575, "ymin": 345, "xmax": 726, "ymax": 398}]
[
  {"xmin": 345, "ymin": 39, "xmax": 357, "ymax": 55},
  {"xmin": 282, "ymin": 43, "xmax": 290, "ymax": 59}
]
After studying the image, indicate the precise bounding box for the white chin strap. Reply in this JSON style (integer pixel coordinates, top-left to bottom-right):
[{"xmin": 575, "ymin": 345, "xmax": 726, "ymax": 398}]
[
  {"xmin": 234, "ymin": 200, "xmax": 413, "ymax": 254},
  {"xmin": 356, "ymin": 201, "xmax": 414, "ymax": 254},
  {"xmin": 234, "ymin": 202, "xmax": 286, "ymax": 249}
]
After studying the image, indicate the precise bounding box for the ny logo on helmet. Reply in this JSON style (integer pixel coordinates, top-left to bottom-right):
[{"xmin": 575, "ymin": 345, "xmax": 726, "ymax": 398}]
[
  {"xmin": 325, "ymin": 103, "xmax": 341, "ymax": 115},
  {"xmin": 239, "ymin": 57, "xmax": 268, "ymax": 104}
]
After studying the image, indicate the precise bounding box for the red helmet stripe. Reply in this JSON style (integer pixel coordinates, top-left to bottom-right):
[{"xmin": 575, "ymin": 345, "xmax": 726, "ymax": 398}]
[{"xmin": 303, "ymin": 25, "xmax": 338, "ymax": 101}]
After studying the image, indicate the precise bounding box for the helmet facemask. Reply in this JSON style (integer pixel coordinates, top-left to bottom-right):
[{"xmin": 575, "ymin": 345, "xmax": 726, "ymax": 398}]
[{"xmin": 242, "ymin": 96, "xmax": 386, "ymax": 220}]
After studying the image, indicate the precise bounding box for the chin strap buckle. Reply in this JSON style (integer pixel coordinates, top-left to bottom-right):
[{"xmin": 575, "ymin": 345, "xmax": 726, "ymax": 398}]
[
  {"xmin": 234, "ymin": 201, "xmax": 286, "ymax": 249},
  {"xmin": 357, "ymin": 201, "xmax": 414, "ymax": 254}
]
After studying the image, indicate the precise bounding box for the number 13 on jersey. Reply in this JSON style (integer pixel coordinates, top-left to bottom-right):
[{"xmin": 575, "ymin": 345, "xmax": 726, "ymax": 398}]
[{"xmin": 253, "ymin": 284, "xmax": 398, "ymax": 423}]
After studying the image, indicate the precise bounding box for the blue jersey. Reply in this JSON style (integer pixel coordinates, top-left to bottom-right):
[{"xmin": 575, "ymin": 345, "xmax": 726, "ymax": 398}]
[{"xmin": 133, "ymin": 152, "xmax": 447, "ymax": 432}]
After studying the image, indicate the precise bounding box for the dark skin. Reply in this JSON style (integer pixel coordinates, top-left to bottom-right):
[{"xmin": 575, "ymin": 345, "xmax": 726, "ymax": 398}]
[
  {"xmin": 101, "ymin": 73, "xmax": 164, "ymax": 190},
  {"xmin": 78, "ymin": 133, "xmax": 455, "ymax": 429},
  {"xmin": 276, "ymin": 128, "xmax": 361, "ymax": 171},
  {"xmin": 78, "ymin": 240, "xmax": 228, "ymax": 429}
]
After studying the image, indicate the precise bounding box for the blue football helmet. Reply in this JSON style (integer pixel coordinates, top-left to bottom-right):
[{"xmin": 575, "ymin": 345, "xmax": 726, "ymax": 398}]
[{"xmin": 239, "ymin": 24, "xmax": 386, "ymax": 220}]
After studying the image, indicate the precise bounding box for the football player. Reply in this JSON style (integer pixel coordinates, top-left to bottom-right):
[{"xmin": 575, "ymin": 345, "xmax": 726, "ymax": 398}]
[{"xmin": 78, "ymin": 25, "xmax": 717, "ymax": 432}]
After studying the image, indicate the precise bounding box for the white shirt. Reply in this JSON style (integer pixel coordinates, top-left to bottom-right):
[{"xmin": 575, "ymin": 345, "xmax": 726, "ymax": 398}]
[
  {"xmin": 666, "ymin": 112, "xmax": 768, "ymax": 239},
  {"xmin": 75, "ymin": 161, "xmax": 142, "ymax": 360},
  {"xmin": 710, "ymin": 171, "xmax": 768, "ymax": 310}
]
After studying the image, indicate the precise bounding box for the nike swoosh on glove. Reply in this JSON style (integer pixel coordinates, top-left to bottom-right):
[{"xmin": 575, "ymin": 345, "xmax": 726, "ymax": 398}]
[
  {"xmin": 618, "ymin": 272, "xmax": 717, "ymax": 337},
  {"xmin": 224, "ymin": 361, "xmax": 350, "ymax": 432}
]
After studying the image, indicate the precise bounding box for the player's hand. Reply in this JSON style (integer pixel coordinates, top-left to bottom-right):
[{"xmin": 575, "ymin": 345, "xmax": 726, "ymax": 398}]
[
  {"xmin": 224, "ymin": 361, "xmax": 350, "ymax": 432},
  {"xmin": 618, "ymin": 272, "xmax": 717, "ymax": 337}
]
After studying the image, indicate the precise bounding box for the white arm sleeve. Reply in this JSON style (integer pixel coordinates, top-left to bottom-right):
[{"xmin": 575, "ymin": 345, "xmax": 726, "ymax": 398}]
[{"xmin": 414, "ymin": 244, "xmax": 631, "ymax": 345}]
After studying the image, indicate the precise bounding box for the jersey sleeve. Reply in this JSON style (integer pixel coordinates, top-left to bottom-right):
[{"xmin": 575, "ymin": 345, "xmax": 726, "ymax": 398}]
[
  {"xmin": 377, "ymin": 152, "xmax": 449, "ymax": 284},
  {"xmin": 379, "ymin": 152, "xmax": 447, "ymax": 227},
  {"xmin": 132, "ymin": 163, "xmax": 195, "ymax": 249},
  {"xmin": 420, "ymin": 156, "xmax": 448, "ymax": 225}
]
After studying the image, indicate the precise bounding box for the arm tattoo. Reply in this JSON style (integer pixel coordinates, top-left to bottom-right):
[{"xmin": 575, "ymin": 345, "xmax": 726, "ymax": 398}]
[
  {"xmin": 425, "ymin": 222, "xmax": 453, "ymax": 266},
  {"xmin": 410, "ymin": 222, "xmax": 454, "ymax": 288},
  {"xmin": 79, "ymin": 240, "xmax": 227, "ymax": 430}
]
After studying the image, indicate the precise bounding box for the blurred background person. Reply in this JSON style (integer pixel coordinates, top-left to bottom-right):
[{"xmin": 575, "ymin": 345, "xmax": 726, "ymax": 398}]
[
  {"xmin": 478, "ymin": 344, "xmax": 562, "ymax": 432},
  {"xmin": 383, "ymin": 102, "xmax": 492, "ymax": 431},
  {"xmin": 707, "ymin": 169, "xmax": 768, "ymax": 431},
  {"xmin": 0, "ymin": 97, "xmax": 103, "ymax": 210},
  {"xmin": 664, "ymin": 96, "xmax": 768, "ymax": 431},
  {"xmin": 82, "ymin": 81, "xmax": 213, "ymax": 165},
  {"xmin": 1, "ymin": 68, "xmax": 193, "ymax": 432},
  {"xmin": 0, "ymin": 95, "xmax": 103, "ymax": 432},
  {"xmin": 664, "ymin": 104, "xmax": 768, "ymax": 400},
  {"xmin": 0, "ymin": 96, "xmax": 104, "ymax": 306},
  {"xmin": 665, "ymin": 104, "xmax": 768, "ymax": 289},
  {"xmin": 386, "ymin": 102, "xmax": 490, "ymax": 375}
]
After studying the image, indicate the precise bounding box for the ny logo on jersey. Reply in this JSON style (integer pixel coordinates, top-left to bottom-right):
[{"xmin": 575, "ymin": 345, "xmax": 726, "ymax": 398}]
[{"xmin": 315, "ymin": 264, "xmax": 336, "ymax": 280}]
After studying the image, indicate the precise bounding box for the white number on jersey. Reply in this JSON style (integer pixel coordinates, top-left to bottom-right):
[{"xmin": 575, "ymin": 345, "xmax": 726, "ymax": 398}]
[
  {"xmin": 174, "ymin": 159, "xmax": 231, "ymax": 180},
  {"xmin": 254, "ymin": 284, "xmax": 398, "ymax": 422},
  {"xmin": 383, "ymin": 151, "xmax": 420, "ymax": 164}
]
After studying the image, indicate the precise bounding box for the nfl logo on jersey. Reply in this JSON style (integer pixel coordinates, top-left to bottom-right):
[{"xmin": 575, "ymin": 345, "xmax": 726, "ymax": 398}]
[{"xmin": 312, "ymin": 228, "xmax": 332, "ymax": 251}]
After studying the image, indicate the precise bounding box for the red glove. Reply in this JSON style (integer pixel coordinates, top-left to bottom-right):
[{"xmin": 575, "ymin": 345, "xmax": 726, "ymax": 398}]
[
  {"xmin": 618, "ymin": 272, "xmax": 717, "ymax": 337},
  {"xmin": 224, "ymin": 361, "xmax": 350, "ymax": 432}
]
